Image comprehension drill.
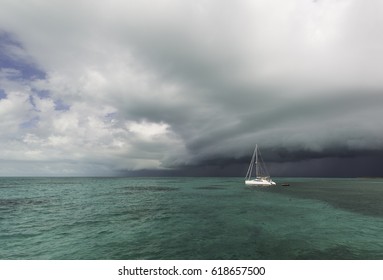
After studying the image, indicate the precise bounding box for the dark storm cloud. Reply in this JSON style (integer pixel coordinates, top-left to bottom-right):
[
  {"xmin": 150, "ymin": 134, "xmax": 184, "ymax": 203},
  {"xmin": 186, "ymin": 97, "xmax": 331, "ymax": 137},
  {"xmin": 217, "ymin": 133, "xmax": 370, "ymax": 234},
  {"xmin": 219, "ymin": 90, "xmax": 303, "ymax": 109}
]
[{"xmin": 0, "ymin": 0, "xmax": 383, "ymax": 176}]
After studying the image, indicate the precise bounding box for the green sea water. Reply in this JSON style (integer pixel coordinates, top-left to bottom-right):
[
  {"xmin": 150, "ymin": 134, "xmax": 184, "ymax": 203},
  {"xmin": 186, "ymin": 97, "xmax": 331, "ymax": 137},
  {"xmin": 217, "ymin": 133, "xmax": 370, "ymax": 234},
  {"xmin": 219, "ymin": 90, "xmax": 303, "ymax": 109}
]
[{"xmin": 1, "ymin": 177, "xmax": 383, "ymax": 259}]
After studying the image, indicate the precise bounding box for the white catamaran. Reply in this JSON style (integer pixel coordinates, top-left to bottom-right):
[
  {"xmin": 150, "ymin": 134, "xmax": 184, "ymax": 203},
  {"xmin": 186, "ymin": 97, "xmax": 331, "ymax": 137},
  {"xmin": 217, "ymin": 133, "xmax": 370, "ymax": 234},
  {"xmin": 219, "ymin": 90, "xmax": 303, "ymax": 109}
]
[{"xmin": 245, "ymin": 145, "xmax": 276, "ymax": 186}]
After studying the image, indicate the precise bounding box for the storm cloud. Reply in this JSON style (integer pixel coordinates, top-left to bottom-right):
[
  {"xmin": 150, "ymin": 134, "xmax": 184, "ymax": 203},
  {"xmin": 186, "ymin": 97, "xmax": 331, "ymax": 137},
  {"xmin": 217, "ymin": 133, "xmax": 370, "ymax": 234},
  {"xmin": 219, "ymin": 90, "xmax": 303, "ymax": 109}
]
[{"xmin": 1, "ymin": 0, "xmax": 383, "ymax": 176}]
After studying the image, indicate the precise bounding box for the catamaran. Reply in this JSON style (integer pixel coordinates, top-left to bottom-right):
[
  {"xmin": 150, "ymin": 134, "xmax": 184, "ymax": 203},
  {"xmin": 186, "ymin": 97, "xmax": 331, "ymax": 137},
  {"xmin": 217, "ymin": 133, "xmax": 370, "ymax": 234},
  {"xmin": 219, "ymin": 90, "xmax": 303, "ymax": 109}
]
[{"xmin": 245, "ymin": 144, "xmax": 276, "ymax": 186}]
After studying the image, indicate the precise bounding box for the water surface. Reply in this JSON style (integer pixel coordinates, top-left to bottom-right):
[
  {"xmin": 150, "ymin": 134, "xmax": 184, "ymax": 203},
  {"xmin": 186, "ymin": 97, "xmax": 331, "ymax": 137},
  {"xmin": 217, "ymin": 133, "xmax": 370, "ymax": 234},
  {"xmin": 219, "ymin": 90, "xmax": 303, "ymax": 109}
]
[{"xmin": 1, "ymin": 177, "xmax": 382, "ymax": 259}]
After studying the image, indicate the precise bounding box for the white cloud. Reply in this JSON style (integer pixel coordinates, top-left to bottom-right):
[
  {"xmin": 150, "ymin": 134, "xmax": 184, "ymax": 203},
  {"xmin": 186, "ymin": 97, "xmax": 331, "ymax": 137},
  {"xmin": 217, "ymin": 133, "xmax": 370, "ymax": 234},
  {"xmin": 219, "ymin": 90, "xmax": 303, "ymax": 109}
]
[
  {"xmin": 0, "ymin": 91, "xmax": 33, "ymax": 135},
  {"xmin": 0, "ymin": 0, "xmax": 383, "ymax": 176}
]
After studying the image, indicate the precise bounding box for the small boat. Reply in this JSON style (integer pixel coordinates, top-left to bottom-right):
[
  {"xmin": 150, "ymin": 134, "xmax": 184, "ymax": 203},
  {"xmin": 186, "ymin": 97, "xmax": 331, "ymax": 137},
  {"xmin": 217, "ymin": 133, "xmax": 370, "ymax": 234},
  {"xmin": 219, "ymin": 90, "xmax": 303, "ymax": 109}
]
[{"xmin": 245, "ymin": 144, "xmax": 276, "ymax": 186}]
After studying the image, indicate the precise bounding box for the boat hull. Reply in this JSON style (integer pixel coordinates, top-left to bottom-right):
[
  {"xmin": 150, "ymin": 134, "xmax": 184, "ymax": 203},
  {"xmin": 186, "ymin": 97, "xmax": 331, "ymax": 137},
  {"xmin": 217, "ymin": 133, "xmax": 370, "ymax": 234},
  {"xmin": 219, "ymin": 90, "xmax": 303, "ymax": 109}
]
[{"xmin": 245, "ymin": 179, "xmax": 276, "ymax": 186}]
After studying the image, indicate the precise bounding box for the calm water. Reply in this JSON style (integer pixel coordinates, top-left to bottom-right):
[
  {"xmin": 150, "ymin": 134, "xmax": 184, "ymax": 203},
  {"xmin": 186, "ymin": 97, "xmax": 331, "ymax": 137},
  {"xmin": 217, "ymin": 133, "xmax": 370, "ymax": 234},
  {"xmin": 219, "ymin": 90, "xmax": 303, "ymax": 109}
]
[{"xmin": 1, "ymin": 177, "xmax": 383, "ymax": 259}]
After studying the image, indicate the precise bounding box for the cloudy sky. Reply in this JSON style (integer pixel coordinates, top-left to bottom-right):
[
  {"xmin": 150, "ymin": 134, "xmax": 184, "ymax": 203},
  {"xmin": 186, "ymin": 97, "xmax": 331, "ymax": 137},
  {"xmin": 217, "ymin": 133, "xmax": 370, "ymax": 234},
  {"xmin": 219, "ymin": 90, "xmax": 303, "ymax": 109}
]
[{"xmin": 1, "ymin": 0, "xmax": 383, "ymax": 177}]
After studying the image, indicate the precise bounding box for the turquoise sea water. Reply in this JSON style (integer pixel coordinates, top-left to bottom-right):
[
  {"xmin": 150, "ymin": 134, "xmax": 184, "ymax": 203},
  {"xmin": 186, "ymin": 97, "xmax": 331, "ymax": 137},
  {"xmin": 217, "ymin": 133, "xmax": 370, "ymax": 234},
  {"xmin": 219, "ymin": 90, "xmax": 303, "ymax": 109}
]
[{"xmin": 1, "ymin": 177, "xmax": 383, "ymax": 259}]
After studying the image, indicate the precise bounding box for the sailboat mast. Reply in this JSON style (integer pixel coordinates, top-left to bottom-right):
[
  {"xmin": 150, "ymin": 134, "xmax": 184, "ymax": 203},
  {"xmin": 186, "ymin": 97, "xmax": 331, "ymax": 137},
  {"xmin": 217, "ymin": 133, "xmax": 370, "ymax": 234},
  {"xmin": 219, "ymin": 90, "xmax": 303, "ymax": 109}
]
[
  {"xmin": 245, "ymin": 145, "xmax": 256, "ymax": 180},
  {"xmin": 255, "ymin": 144, "xmax": 259, "ymax": 178},
  {"xmin": 244, "ymin": 144, "xmax": 276, "ymax": 186}
]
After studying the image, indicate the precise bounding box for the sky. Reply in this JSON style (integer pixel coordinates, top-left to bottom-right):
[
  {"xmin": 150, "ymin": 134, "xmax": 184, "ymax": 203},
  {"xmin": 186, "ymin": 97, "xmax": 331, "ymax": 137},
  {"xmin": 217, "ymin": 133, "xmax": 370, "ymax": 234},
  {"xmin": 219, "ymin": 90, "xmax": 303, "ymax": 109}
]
[{"xmin": 1, "ymin": 0, "xmax": 383, "ymax": 177}]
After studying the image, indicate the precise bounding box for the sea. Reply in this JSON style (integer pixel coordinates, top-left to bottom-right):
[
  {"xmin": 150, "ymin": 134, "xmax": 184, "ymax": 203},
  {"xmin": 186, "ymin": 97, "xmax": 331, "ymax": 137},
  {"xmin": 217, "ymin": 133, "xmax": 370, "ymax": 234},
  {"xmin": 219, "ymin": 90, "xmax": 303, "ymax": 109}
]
[{"xmin": 1, "ymin": 177, "xmax": 383, "ymax": 260}]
